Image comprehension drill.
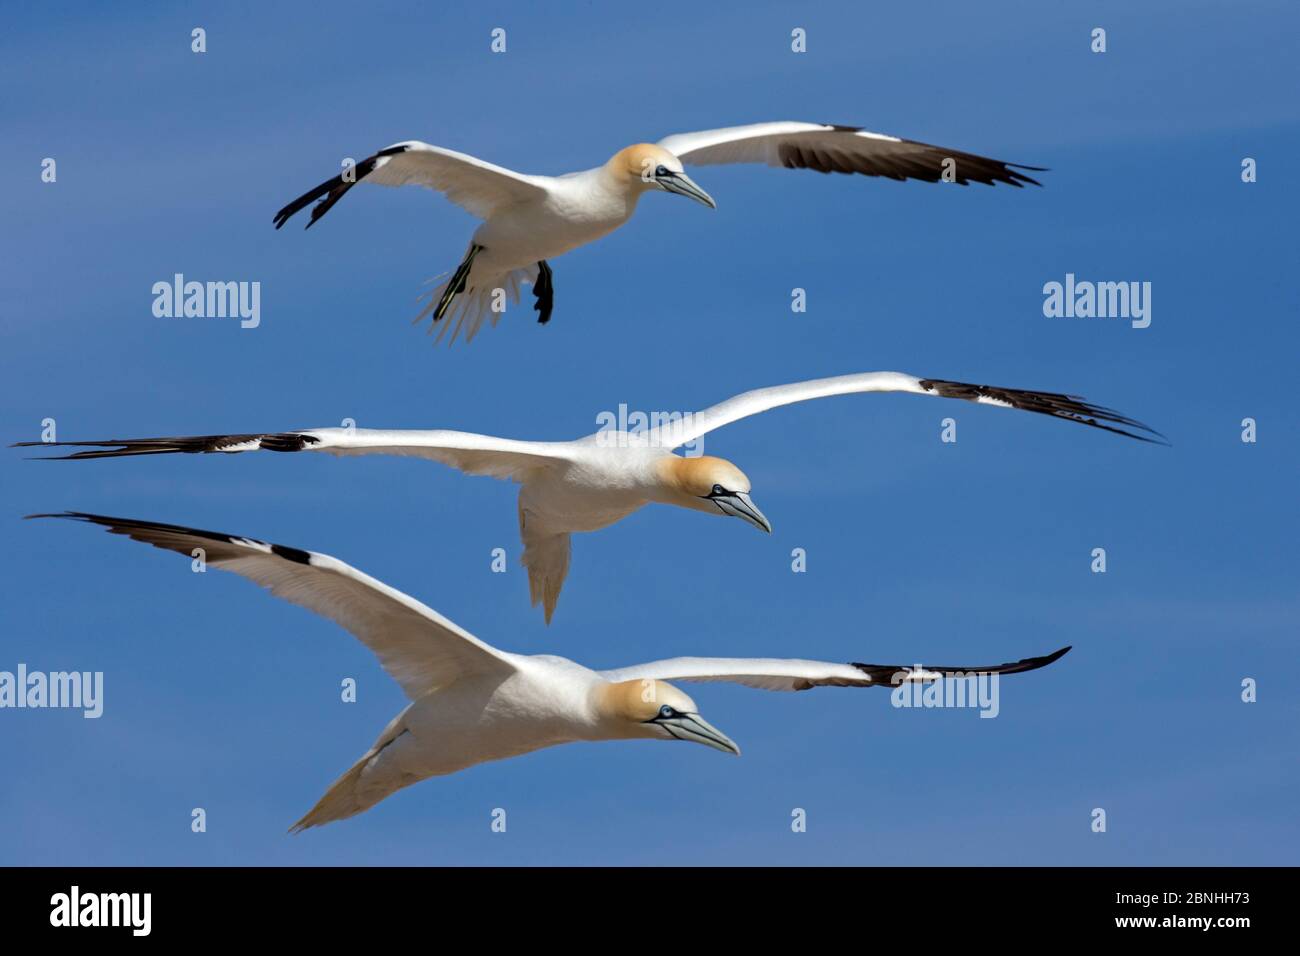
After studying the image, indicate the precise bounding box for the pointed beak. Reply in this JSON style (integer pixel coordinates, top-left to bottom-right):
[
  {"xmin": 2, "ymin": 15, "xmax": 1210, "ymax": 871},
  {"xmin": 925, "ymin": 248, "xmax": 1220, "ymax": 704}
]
[
  {"xmin": 656, "ymin": 170, "xmax": 716, "ymax": 209},
  {"xmin": 656, "ymin": 712, "xmax": 741, "ymax": 755},
  {"xmin": 711, "ymin": 491, "xmax": 772, "ymax": 534}
]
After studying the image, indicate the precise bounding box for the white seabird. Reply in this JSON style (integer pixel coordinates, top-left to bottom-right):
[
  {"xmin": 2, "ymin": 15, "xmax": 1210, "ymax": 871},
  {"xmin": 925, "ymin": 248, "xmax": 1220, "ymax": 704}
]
[
  {"xmin": 271, "ymin": 122, "xmax": 1044, "ymax": 343},
  {"xmin": 18, "ymin": 372, "xmax": 1162, "ymax": 624},
  {"xmin": 31, "ymin": 511, "xmax": 1071, "ymax": 831}
]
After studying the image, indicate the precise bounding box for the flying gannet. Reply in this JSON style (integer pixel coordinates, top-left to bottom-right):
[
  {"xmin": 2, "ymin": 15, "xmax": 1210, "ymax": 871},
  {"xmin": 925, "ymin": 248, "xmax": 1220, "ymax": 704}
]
[
  {"xmin": 30, "ymin": 511, "xmax": 1072, "ymax": 831},
  {"xmin": 17, "ymin": 372, "xmax": 1162, "ymax": 624},
  {"xmin": 271, "ymin": 122, "xmax": 1044, "ymax": 343}
]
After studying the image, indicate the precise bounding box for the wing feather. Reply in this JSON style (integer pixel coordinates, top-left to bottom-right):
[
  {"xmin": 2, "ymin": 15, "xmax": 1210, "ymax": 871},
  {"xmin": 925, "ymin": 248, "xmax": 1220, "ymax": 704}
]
[
  {"xmin": 273, "ymin": 141, "xmax": 546, "ymax": 229},
  {"xmin": 14, "ymin": 428, "xmax": 574, "ymax": 481},
  {"xmin": 31, "ymin": 512, "xmax": 517, "ymax": 699},
  {"xmin": 600, "ymin": 647, "xmax": 1070, "ymax": 692},
  {"xmin": 645, "ymin": 372, "xmax": 1163, "ymax": 448},
  {"xmin": 658, "ymin": 122, "xmax": 1043, "ymax": 186}
]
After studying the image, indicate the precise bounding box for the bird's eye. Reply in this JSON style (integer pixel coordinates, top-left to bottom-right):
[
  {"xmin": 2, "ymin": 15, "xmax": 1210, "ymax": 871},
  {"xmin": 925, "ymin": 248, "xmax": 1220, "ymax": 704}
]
[
  {"xmin": 711, "ymin": 484, "xmax": 725, "ymax": 496},
  {"xmin": 659, "ymin": 705, "xmax": 675, "ymax": 718},
  {"xmin": 655, "ymin": 164, "xmax": 670, "ymax": 177}
]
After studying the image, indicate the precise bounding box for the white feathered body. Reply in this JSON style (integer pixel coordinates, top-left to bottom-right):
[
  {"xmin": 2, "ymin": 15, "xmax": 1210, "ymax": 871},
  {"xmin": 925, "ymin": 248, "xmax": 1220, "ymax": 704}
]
[
  {"xmin": 427, "ymin": 169, "xmax": 641, "ymax": 341},
  {"xmin": 399, "ymin": 657, "xmax": 609, "ymax": 771},
  {"xmin": 471, "ymin": 168, "xmax": 638, "ymax": 270},
  {"xmin": 300, "ymin": 655, "xmax": 613, "ymax": 827},
  {"xmin": 519, "ymin": 438, "xmax": 667, "ymax": 535}
]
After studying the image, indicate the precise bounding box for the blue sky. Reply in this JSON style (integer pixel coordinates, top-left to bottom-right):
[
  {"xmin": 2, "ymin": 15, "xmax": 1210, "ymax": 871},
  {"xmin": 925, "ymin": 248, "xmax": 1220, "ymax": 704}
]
[{"xmin": 1, "ymin": 1, "xmax": 1296, "ymax": 865}]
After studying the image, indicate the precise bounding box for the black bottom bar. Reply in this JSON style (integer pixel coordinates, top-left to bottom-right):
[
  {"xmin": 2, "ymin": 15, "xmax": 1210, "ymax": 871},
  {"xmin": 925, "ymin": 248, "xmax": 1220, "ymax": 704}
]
[{"xmin": 0, "ymin": 866, "xmax": 1285, "ymax": 940}]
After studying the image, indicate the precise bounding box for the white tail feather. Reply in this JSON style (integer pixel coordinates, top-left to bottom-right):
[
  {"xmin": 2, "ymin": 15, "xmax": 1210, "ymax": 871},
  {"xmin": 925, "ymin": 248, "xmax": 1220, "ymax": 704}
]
[
  {"xmin": 414, "ymin": 263, "xmax": 539, "ymax": 346},
  {"xmin": 290, "ymin": 719, "xmax": 418, "ymax": 833}
]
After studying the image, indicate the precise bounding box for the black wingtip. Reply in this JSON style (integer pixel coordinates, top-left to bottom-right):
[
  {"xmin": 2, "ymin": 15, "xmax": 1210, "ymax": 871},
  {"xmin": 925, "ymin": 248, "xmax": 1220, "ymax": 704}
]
[
  {"xmin": 17, "ymin": 451, "xmax": 107, "ymax": 461},
  {"xmin": 10, "ymin": 440, "xmax": 64, "ymax": 452},
  {"xmin": 1002, "ymin": 165, "xmax": 1045, "ymax": 188},
  {"xmin": 24, "ymin": 511, "xmax": 304, "ymax": 563},
  {"xmin": 850, "ymin": 642, "xmax": 1074, "ymax": 685},
  {"xmin": 13, "ymin": 438, "xmax": 104, "ymax": 460},
  {"xmin": 11, "ymin": 432, "xmax": 310, "ymax": 460},
  {"xmin": 10, "ymin": 440, "xmax": 62, "ymax": 460},
  {"xmin": 917, "ymin": 378, "xmax": 1165, "ymax": 445},
  {"xmin": 272, "ymin": 203, "xmax": 298, "ymax": 231}
]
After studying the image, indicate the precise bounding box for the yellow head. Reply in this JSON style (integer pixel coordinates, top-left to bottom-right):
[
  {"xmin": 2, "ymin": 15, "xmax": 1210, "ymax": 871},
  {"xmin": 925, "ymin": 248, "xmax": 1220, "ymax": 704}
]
[
  {"xmin": 654, "ymin": 456, "xmax": 771, "ymax": 532},
  {"xmin": 597, "ymin": 679, "xmax": 740, "ymax": 754},
  {"xmin": 606, "ymin": 144, "xmax": 717, "ymax": 208}
]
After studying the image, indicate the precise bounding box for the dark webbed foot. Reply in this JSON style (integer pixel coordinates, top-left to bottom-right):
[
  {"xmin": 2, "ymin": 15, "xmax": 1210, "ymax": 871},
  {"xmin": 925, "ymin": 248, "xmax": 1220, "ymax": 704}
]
[{"xmin": 533, "ymin": 260, "xmax": 554, "ymax": 325}]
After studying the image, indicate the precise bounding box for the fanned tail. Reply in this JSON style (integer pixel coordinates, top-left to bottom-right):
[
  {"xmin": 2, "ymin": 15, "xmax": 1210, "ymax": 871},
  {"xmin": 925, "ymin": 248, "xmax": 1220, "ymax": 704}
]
[
  {"xmin": 289, "ymin": 751, "xmax": 377, "ymax": 833},
  {"xmin": 290, "ymin": 720, "xmax": 419, "ymax": 833},
  {"xmin": 414, "ymin": 262, "xmax": 539, "ymax": 347}
]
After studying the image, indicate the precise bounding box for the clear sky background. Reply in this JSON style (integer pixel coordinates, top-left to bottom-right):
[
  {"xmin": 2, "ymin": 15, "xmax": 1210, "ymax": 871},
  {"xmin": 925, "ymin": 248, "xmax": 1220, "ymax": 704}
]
[{"xmin": 1, "ymin": 1, "xmax": 1296, "ymax": 865}]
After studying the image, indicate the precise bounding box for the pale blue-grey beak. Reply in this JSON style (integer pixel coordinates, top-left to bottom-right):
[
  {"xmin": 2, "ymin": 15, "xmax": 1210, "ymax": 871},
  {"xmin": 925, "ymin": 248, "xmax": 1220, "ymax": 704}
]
[
  {"xmin": 708, "ymin": 490, "xmax": 772, "ymax": 533},
  {"xmin": 654, "ymin": 712, "xmax": 741, "ymax": 755},
  {"xmin": 656, "ymin": 170, "xmax": 717, "ymax": 209}
]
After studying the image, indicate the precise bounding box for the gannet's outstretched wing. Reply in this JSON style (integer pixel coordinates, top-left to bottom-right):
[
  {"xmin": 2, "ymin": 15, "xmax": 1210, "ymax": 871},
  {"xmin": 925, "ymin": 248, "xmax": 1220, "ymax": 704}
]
[
  {"xmin": 658, "ymin": 122, "xmax": 1043, "ymax": 186},
  {"xmin": 273, "ymin": 141, "xmax": 547, "ymax": 228},
  {"xmin": 600, "ymin": 646, "xmax": 1071, "ymax": 692},
  {"xmin": 15, "ymin": 428, "xmax": 573, "ymax": 481},
  {"xmin": 646, "ymin": 371, "xmax": 1164, "ymax": 449},
  {"xmin": 31, "ymin": 512, "xmax": 518, "ymax": 699}
]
